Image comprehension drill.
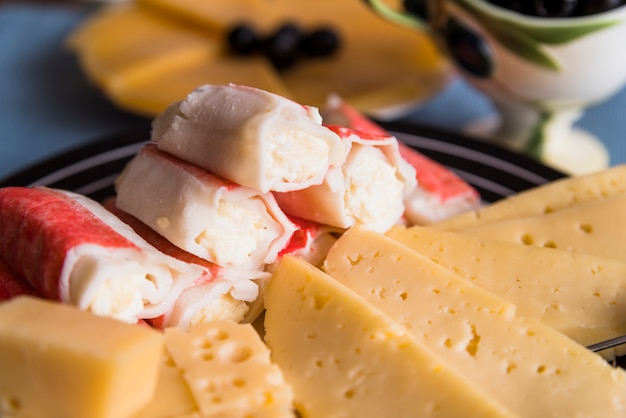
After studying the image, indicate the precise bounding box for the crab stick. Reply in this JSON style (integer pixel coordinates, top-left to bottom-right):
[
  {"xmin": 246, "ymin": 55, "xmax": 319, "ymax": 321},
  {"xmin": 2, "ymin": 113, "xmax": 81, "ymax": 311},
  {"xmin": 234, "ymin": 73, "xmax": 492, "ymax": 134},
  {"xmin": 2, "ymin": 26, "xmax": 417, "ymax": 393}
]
[
  {"xmin": 274, "ymin": 125, "xmax": 417, "ymax": 232},
  {"xmin": 151, "ymin": 83, "xmax": 349, "ymax": 193},
  {"xmin": 115, "ymin": 144, "xmax": 297, "ymax": 269},
  {"xmin": 0, "ymin": 259, "xmax": 38, "ymax": 301},
  {"xmin": 0, "ymin": 186, "xmax": 203, "ymax": 324},
  {"xmin": 321, "ymin": 95, "xmax": 480, "ymax": 224}
]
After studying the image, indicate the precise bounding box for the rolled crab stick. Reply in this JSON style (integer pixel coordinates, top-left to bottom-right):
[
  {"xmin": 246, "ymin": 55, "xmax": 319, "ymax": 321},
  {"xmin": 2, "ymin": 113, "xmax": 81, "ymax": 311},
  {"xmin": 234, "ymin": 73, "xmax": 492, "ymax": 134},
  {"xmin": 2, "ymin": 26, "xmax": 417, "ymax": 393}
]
[
  {"xmin": 321, "ymin": 95, "xmax": 481, "ymax": 224},
  {"xmin": 102, "ymin": 197, "xmax": 266, "ymax": 328},
  {"xmin": 0, "ymin": 258, "xmax": 38, "ymax": 301},
  {"xmin": 278, "ymin": 215, "xmax": 343, "ymax": 268},
  {"xmin": 151, "ymin": 83, "xmax": 350, "ymax": 193},
  {"xmin": 115, "ymin": 144, "xmax": 298, "ymax": 270},
  {"xmin": 0, "ymin": 186, "xmax": 204, "ymax": 324},
  {"xmin": 273, "ymin": 124, "xmax": 417, "ymax": 233}
]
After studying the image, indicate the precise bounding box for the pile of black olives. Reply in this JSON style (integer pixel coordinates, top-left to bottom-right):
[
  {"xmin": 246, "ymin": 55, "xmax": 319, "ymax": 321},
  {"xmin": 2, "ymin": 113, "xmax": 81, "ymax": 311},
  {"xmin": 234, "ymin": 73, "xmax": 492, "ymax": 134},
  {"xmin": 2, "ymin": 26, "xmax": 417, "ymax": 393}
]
[
  {"xmin": 487, "ymin": 0, "xmax": 626, "ymax": 17},
  {"xmin": 226, "ymin": 22, "xmax": 341, "ymax": 70}
]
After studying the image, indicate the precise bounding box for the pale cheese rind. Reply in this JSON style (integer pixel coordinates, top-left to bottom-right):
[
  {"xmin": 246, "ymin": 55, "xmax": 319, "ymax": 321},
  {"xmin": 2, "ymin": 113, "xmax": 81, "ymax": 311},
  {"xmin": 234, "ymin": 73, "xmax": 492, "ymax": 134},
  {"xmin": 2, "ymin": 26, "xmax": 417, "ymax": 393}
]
[
  {"xmin": 387, "ymin": 224, "xmax": 626, "ymax": 354},
  {"xmin": 264, "ymin": 256, "xmax": 514, "ymax": 418},
  {"xmin": 457, "ymin": 193, "xmax": 626, "ymax": 262},
  {"xmin": 0, "ymin": 296, "xmax": 163, "ymax": 418},
  {"xmin": 323, "ymin": 227, "xmax": 626, "ymax": 417},
  {"xmin": 164, "ymin": 320, "xmax": 295, "ymax": 418},
  {"xmin": 434, "ymin": 164, "xmax": 626, "ymax": 231}
]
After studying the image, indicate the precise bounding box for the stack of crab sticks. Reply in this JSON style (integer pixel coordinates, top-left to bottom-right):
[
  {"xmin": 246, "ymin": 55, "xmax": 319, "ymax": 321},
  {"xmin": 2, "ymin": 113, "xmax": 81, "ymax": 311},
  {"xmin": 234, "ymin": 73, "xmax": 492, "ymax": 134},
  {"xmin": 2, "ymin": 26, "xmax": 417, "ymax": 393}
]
[{"xmin": 0, "ymin": 83, "xmax": 481, "ymax": 329}]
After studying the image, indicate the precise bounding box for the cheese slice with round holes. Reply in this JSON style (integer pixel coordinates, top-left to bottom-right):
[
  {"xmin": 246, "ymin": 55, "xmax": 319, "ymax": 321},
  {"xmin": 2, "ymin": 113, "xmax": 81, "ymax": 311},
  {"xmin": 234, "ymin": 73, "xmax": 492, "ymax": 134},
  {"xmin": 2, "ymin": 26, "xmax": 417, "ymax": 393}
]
[
  {"xmin": 265, "ymin": 255, "xmax": 514, "ymax": 418},
  {"xmin": 386, "ymin": 224, "xmax": 626, "ymax": 355},
  {"xmin": 456, "ymin": 193, "xmax": 626, "ymax": 262},
  {"xmin": 164, "ymin": 320, "xmax": 295, "ymax": 417},
  {"xmin": 433, "ymin": 164, "xmax": 626, "ymax": 231},
  {"xmin": 323, "ymin": 226, "xmax": 626, "ymax": 417}
]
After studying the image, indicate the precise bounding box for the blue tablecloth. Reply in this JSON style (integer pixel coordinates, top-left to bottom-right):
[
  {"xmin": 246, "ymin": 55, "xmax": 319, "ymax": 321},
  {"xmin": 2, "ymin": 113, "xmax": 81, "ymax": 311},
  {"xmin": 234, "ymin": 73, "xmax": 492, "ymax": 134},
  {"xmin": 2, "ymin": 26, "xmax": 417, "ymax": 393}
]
[{"xmin": 1, "ymin": 3, "xmax": 625, "ymax": 181}]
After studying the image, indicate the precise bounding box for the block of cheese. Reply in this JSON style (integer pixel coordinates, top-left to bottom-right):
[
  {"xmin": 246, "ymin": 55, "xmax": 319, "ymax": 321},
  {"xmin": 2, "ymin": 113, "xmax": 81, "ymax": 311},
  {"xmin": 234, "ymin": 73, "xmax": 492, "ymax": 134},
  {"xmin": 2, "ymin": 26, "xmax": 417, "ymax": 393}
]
[
  {"xmin": 0, "ymin": 296, "xmax": 163, "ymax": 418},
  {"xmin": 457, "ymin": 193, "xmax": 626, "ymax": 262},
  {"xmin": 264, "ymin": 256, "xmax": 514, "ymax": 418},
  {"xmin": 164, "ymin": 320, "xmax": 295, "ymax": 417},
  {"xmin": 434, "ymin": 164, "xmax": 626, "ymax": 230},
  {"xmin": 386, "ymin": 224, "xmax": 626, "ymax": 354},
  {"xmin": 323, "ymin": 227, "xmax": 626, "ymax": 417},
  {"xmin": 132, "ymin": 351, "xmax": 198, "ymax": 418}
]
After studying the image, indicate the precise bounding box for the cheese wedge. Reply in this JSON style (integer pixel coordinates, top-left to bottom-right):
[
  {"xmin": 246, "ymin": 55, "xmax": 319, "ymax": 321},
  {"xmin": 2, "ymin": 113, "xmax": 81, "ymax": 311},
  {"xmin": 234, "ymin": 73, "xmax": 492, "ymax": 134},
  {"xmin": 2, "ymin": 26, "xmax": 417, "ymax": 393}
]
[
  {"xmin": 264, "ymin": 256, "xmax": 514, "ymax": 418},
  {"xmin": 164, "ymin": 321, "xmax": 295, "ymax": 417},
  {"xmin": 457, "ymin": 193, "xmax": 626, "ymax": 262},
  {"xmin": 323, "ymin": 227, "xmax": 626, "ymax": 417},
  {"xmin": 0, "ymin": 296, "xmax": 163, "ymax": 418},
  {"xmin": 387, "ymin": 224, "xmax": 626, "ymax": 354},
  {"xmin": 434, "ymin": 164, "xmax": 626, "ymax": 230}
]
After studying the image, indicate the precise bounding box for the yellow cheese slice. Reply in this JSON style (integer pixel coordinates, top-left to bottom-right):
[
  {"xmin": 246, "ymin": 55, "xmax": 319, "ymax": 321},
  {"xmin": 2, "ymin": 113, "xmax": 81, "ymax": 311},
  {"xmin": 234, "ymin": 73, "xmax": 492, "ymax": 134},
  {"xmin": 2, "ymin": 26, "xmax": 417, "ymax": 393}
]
[
  {"xmin": 0, "ymin": 296, "xmax": 163, "ymax": 418},
  {"xmin": 434, "ymin": 164, "xmax": 626, "ymax": 231},
  {"xmin": 264, "ymin": 255, "xmax": 514, "ymax": 418},
  {"xmin": 323, "ymin": 226, "xmax": 626, "ymax": 417},
  {"xmin": 164, "ymin": 321, "xmax": 295, "ymax": 417},
  {"xmin": 386, "ymin": 224, "xmax": 626, "ymax": 354},
  {"xmin": 457, "ymin": 193, "xmax": 626, "ymax": 261},
  {"xmin": 68, "ymin": 4, "xmax": 219, "ymax": 89},
  {"xmin": 132, "ymin": 351, "xmax": 198, "ymax": 418}
]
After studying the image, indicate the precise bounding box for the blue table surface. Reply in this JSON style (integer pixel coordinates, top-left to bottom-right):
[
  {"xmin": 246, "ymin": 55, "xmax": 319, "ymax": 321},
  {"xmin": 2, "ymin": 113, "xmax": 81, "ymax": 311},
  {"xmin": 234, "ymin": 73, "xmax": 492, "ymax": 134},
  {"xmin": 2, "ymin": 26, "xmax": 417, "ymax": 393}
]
[{"xmin": 2, "ymin": 3, "xmax": 626, "ymax": 181}]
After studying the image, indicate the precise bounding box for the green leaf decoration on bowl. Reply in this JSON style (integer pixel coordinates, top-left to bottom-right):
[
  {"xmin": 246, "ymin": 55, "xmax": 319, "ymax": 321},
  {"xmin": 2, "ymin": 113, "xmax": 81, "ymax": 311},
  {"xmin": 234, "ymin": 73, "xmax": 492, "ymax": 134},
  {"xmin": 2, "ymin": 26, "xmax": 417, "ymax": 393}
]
[{"xmin": 456, "ymin": 0, "xmax": 621, "ymax": 71}]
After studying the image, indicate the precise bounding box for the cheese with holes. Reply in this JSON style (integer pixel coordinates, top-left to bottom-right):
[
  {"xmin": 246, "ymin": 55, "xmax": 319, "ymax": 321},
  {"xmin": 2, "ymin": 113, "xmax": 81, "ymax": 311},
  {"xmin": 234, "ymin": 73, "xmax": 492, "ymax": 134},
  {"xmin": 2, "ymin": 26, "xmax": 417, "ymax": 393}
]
[
  {"xmin": 323, "ymin": 227, "xmax": 626, "ymax": 417},
  {"xmin": 457, "ymin": 193, "xmax": 626, "ymax": 262},
  {"xmin": 164, "ymin": 320, "xmax": 295, "ymax": 417},
  {"xmin": 386, "ymin": 224, "xmax": 626, "ymax": 354},
  {"xmin": 132, "ymin": 351, "xmax": 198, "ymax": 418},
  {"xmin": 0, "ymin": 296, "xmax": 163, "ymax": 418},
  {"xmin": 264, "ymin": 255, "xmax": 514, "ymax": 418},
  {"xmin": 434, "ymin": 164, "xmax": 626, "ymax": 230}
]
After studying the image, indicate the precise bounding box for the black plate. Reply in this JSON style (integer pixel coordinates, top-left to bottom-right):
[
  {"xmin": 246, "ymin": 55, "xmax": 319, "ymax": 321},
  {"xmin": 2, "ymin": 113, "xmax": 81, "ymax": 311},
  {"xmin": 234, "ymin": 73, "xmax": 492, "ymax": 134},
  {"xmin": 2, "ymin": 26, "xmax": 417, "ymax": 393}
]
[{"xmin": 0, "ymin": 123, "xmax": 566, "ymax": 203}]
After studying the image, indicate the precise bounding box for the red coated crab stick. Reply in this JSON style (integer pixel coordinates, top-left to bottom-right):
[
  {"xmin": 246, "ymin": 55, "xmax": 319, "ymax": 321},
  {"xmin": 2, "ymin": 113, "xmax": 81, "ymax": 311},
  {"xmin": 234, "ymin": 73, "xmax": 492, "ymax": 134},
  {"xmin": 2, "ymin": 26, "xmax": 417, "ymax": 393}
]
[
  {"xmin": 321, "ymin": 95, "xmax": 481, "ymax": 224},
  {"xmin": 0, "ymin": 186, "xmax": 204, "ymax": 324},
  {"xmin": 0, "ymin": 258, "xmax": 38, "ymax": 301},
  {"xmin": 152, "ymin": 83, "xmax": 349, "ymax": 193},
  {"xmin": 115, "ymin": 144, "xmax": 298, "ymax": 270},
  {"xmin": 103, "ymin": 197, "xmax": 266, "ymax": 328},
  {"xmin": 273, "ymin": 124, "xmax": 417, "ymax": 232}
]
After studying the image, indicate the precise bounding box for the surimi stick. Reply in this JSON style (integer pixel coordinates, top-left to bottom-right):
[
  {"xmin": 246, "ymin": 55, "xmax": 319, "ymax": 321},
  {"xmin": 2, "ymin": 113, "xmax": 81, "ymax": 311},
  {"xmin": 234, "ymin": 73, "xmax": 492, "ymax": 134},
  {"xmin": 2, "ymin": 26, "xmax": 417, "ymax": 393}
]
[
  {"xmin": 321, "ymin": 94, "xmax": 481, "ymax": 224},
  {"xmin": 0, "ymin": 258, "xmax": 38, "ymax": 301},
  {"xmin": 0, "ymin": 186, "xmax": 204, "ymax": 324},
  {"xmin": 274, "ymin": 125, "xmax": 417, "ymax": 232},
  {"xmin": 152, "ymin": 83, "xmax": 349, "ymax": 193},
  {"xmin": 102, "ymin": 197, "xmax": 266, "ymax": 328},
  {"xmin": 115, "ymin": 144, "xmax": 298, "ymax": 269}
]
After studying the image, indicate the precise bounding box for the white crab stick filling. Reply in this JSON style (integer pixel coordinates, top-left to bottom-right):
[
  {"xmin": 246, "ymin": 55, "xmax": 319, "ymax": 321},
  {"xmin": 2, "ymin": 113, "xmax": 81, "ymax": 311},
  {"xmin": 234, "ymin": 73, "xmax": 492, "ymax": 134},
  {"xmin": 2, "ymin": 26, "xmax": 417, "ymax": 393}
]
[
  {"xmin": 275, "ymin": 143, "xmax": 407, "ymax": 232},
  {"xmin": 58, "ymin": 191, "xmax": 204, "ymax": 322},
  {"xmin": 115, "ymin": 145, "xmax": 297, "ymax": 269},
  {"xmin": 152, "ymin": 83, "xmax": 349, "ymax": 193}
]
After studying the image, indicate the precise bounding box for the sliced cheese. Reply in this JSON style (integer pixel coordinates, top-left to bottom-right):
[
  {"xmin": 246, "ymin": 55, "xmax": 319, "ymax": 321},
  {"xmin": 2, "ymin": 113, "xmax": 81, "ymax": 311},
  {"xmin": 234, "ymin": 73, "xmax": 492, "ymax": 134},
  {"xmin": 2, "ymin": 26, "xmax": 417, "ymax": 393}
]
[
  {"xmin": 264, "ymin": 255, "xmax": 514, "ymax": 418},
  {"xmin": 387, "ymin": 224, "xmax": 626, "ymax": 354},
  {"xmin": 457, "ymin": 193, "xmax": 626, "ymax": 262},
  {"xmin": 132, "ymin": 351, "xmax": 198, "ymax": 418},
  {"xmin": 0, "ymin": 296, "xmax": 163, "ymax": 418},
  {"xmin": 323, "ymin": 227, "xmax": 626, "ymax": 417},
  {"xmin": 164, "ymin": 321, "xmax": 295, "ymax": 418},
  {"xmin": 434, "ymin": 164, "xmax": 626, "ymax": 231}
]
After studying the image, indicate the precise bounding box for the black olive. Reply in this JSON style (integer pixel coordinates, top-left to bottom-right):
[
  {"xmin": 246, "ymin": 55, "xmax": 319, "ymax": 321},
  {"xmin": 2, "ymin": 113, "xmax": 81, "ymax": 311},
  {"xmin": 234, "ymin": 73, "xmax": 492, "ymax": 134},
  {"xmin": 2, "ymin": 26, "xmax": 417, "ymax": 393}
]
[
  {"xmin": 301, "ymin": 27, "xmax": 341, "ymax": 57},
  {"xmin": 263, "ymin": 23, "xmax": 304, "ymax": 70},
  {"xmin": 444, "ymin": 17, "xmax": 493, "ymax": 78},
  {"xmin": 227, "ymin": 23, "xmax": 260, "ymax": 55},
  {"xmin": 533, "ymin": 0, "xmax": 578, "ymax": 16},
  {"xmin": 487, "ymin": 0, "xmax": 534, "ymax": 15},
  {"xmin": 403, "ymin": 0, "xmax": 428, "ymax": 19}
]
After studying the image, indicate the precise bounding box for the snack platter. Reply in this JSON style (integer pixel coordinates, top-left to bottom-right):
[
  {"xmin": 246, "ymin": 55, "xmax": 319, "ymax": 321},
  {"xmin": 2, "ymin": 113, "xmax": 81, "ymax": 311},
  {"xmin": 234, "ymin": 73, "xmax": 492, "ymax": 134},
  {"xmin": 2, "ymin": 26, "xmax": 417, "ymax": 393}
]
[{"xmin": 0, "ymin": 122, "xmax": 565, "ymax": 203}]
